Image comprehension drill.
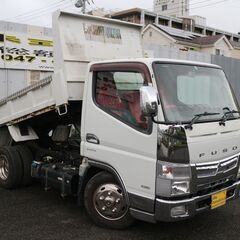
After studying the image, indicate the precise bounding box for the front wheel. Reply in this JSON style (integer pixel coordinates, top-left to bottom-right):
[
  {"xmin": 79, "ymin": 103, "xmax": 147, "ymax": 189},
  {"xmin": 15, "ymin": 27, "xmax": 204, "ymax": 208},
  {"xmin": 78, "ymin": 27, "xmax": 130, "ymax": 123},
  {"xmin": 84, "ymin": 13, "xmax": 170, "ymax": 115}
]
[{"xmin": 84, "ymin": 171, "xmax": 134, "ymax": 229}]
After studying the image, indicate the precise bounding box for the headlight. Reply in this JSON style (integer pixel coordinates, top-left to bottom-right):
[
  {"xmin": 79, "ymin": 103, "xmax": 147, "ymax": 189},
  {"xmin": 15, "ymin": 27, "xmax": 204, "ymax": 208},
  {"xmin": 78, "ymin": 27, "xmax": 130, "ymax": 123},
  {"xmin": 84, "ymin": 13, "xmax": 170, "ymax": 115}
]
[
  {"xmin": 156, "ymin": 161, "xmax": 191, "ymax": 197},
  {"xmin": 158, "ymin": 162, "xmax": 191, "ymax": 180},
  {"xmin": 172, "ymin": 181, "xmax": 190, "ymax": 196}
]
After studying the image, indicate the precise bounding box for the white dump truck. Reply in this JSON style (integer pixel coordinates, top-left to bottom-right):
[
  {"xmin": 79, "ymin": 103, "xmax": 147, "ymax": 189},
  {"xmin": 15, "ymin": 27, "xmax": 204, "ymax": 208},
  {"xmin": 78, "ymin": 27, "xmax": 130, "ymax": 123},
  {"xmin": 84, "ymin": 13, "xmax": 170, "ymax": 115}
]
[{"xmin": 0, "ymin": 11, "xmax": 240, "ymax": 229}]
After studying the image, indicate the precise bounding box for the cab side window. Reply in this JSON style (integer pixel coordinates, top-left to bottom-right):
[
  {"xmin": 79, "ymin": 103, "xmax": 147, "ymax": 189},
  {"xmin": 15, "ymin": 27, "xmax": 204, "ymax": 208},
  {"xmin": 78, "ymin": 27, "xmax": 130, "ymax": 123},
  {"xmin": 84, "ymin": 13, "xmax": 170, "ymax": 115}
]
[{"xmin": 94, "ymin": 71, "xmax": 150, "ymax": 132}]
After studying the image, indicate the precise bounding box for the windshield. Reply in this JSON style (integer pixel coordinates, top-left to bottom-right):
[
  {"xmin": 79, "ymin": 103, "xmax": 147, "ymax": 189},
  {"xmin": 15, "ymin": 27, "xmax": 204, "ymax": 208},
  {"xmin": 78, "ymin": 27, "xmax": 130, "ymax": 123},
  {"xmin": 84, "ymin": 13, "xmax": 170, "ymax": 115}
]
[{"xmin": 153, "ymin": 62, "xmax": 239, "ymax": 123}]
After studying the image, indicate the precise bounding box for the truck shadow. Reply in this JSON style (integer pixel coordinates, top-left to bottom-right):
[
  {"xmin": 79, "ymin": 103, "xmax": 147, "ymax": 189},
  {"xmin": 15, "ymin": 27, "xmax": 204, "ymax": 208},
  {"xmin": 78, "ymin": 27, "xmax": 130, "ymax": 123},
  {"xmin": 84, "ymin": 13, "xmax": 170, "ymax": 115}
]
[
  {"xmin": 123, "ymin": 205, "xmax": 238, "ymax": 240},
  {"xmin": 1, "ymin": 184, "xmax": 239, "ymax": 240}
]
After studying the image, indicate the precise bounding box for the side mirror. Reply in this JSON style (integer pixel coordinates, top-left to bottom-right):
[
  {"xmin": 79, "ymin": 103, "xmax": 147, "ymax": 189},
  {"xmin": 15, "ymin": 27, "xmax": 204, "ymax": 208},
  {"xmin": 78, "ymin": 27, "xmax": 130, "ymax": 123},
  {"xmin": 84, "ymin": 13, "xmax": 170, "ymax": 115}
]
[{"xmin": 140, "ymin": 86, "xmax": 158, "ymax": 117}]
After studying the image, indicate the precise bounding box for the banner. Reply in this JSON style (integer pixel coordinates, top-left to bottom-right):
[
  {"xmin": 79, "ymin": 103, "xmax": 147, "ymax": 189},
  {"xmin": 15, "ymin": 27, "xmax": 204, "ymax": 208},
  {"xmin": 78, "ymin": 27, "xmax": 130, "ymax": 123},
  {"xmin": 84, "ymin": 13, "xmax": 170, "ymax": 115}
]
[{"xmin": 0, "ymin": 32, "xmax": 54, "ymax": 71}]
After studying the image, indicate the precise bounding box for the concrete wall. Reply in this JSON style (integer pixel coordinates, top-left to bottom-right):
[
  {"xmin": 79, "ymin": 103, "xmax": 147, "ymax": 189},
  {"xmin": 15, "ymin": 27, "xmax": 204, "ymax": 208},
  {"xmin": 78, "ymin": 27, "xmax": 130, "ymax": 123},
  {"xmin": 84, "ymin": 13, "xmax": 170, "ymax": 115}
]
[{"xmin": 144, "ymin": 44, "xmax": 211, "ymax": 63}]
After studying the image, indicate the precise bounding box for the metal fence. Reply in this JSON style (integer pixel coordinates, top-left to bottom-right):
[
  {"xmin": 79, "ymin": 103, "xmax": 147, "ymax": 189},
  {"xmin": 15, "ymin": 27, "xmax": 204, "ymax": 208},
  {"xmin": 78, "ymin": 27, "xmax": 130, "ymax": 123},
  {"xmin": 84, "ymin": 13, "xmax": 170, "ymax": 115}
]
[
  {"xmin": 211, "ymin": 55, "xmax": 240, "ymax": 103},
  {"xmin": 144, "ymin": 44, "xmax": 240, "ymax": 103}
]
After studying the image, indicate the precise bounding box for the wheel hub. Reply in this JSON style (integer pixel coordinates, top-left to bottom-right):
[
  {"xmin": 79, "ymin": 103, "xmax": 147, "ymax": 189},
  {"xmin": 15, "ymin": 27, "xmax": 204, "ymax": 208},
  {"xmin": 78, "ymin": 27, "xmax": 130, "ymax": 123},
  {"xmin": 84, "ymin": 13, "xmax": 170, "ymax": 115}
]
[
  {"xmin": 104, "ymin": 196, "xmax": 115, "ymax": 207},
  {"xmin": 0, "ymin": 154, "xmax": 9, "ymax": 181},
  {"xmin": 93, "ymin": 183, "xmax": 128, "ymax": 221}
]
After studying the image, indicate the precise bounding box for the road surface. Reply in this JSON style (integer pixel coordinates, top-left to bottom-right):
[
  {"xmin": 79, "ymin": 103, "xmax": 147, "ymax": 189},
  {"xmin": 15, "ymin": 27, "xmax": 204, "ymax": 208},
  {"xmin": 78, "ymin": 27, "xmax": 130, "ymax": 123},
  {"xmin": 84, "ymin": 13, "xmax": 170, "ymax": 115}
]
[{"xmin": 0, "ymin": 183, "xmax": 239, "ymax": 240}]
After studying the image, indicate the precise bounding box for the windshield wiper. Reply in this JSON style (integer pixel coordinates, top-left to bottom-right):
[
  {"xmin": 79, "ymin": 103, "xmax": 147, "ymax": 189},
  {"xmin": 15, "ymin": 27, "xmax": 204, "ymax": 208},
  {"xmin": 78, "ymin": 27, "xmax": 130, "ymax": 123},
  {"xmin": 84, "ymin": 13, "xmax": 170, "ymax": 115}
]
[
  {"xmin": 219, "ymin": 108, "xmax": 240, "ymax": 126},
  {"xmin": 185, "ymin": 112, "xmax": 220, "ymax": 130}
]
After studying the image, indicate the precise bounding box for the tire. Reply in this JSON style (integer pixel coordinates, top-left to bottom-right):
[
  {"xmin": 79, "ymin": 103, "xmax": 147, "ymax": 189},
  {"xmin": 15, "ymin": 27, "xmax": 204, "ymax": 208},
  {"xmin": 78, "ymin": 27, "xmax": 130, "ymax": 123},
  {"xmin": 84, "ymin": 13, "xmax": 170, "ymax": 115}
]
[
  {"xmin": 84, "ymin": 171, "xmax": 134, "ymax": 229},
  {"xmin": 0, "ymin": 147, "xmax": 23, "ymax": 189},
  {"xmin": 14, "ymin": 145, "xmax": 33, "ymax": 187}
]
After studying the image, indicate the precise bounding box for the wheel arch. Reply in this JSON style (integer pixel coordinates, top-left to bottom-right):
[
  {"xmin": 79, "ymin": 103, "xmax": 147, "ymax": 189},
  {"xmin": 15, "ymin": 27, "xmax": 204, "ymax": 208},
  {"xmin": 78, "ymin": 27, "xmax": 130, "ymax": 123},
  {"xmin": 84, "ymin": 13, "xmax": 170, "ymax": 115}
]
[
  {"xmin": 0, "ymin": 126, "xmax": 13, "ymax": 147},
  {"xmin": 78, "ymin": 159, "xmax": 129, "ymax": 206}
]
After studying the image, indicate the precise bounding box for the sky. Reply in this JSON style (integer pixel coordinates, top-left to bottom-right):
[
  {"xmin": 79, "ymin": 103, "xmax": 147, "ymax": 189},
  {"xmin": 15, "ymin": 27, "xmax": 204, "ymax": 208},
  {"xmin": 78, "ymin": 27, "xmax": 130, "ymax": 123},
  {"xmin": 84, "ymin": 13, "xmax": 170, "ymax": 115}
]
[{"xmin": 0, "ymin": 0, "xmax": 239, "ymax": 34}]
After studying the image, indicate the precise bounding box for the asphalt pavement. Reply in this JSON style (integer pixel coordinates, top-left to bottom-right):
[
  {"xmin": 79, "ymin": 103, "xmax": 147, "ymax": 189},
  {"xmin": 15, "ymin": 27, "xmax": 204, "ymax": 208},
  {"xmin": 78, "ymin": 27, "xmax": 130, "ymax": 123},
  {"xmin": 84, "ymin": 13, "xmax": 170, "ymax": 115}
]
[{"xmin": 0, "ymin": 183, "xmax": 240, "ymax": 240}]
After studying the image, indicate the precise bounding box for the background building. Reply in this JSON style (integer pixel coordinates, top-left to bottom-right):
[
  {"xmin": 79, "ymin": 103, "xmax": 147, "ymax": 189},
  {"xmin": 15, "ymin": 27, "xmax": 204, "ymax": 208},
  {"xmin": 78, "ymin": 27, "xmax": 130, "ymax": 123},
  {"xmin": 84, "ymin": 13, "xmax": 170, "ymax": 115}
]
[
  {"xmin": 143, "ymin": 24, "xmax": 234, "ymax": 57},
  {"xmin": 154, "ymin": 0, "xmax": 190, "ymax": 17},
  {"xmin": 110, "ymin": 8, "xmax": 240, "ymax": 59}
]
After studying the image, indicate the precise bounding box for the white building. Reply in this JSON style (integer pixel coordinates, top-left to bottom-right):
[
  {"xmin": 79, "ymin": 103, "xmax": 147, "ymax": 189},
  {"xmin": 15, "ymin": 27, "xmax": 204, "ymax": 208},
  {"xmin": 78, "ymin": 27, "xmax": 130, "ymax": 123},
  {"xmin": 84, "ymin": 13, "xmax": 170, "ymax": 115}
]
[
  {"xmin": 143, "ymin": 24, "xmax": 234, "ymax": 58},
  {"xmin": 154, "ymin": 0, "xmax": 190, "ymax": 17}
]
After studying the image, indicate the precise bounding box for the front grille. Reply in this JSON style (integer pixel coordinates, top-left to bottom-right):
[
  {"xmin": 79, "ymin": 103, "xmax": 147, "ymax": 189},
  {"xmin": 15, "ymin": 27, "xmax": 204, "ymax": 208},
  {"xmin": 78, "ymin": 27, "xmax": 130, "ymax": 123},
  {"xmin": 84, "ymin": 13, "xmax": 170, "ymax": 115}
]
[
  {"xmin": 196, "ymin": 157, "xmax": 238, "ymax": 178},
  {"xmin": 197, "ymin": 175, "xmax": 234, "ymax": 195}
]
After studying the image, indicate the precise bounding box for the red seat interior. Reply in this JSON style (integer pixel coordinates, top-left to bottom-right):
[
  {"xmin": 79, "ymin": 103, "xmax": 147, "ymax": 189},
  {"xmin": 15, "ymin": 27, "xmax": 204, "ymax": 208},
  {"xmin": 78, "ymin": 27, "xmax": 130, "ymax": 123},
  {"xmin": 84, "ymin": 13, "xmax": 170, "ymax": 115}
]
[{"xmin": 96, "ymin": 77, "xmax": 125, "ymax": 111}]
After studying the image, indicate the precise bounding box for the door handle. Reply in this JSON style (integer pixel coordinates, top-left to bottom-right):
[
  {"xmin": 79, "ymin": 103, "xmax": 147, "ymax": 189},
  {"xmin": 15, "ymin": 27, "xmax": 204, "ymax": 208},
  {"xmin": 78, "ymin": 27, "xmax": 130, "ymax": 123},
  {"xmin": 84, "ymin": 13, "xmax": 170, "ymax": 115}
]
[{"xmin": 86, "ymin": 134, "xmax": 100, "ymax": 144}]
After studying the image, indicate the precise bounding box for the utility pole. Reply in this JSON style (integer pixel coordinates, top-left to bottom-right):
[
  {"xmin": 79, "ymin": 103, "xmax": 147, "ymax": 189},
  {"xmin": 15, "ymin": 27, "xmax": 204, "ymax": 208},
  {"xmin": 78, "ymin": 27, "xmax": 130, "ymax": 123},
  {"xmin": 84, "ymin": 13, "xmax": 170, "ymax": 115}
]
[
  {"xmin": 82, "ymin": 0, "xmax": 86, "ymax": 14},
  {"xmin": 181, "ymin": 0, "xmax": 184, "ymax": 16},
  {"xmin": 75, "ymin": 0, "xmax": 91, "ymax": 14}
]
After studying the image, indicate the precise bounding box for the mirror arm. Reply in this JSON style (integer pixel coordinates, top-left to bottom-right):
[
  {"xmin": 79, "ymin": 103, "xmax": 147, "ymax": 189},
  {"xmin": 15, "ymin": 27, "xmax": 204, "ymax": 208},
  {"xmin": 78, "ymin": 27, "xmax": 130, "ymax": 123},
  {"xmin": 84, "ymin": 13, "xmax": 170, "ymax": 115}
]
[
  {"xmin": 151, "ymin": 115, "xmax": 166, "ymax": 124},
  {"xmin": 151, "ymin": 116, "xmax": 180, "ymax": 126}
]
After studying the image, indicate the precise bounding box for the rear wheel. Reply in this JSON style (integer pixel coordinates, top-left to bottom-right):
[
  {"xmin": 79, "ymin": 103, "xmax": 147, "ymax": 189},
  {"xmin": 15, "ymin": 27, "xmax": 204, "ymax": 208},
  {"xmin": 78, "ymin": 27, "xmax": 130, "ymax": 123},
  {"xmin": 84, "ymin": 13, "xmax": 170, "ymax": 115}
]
[
  {"xmin": 84, "ymin": 171, "xmax": 134, "ymax": 229},
  {"xmin": 0, "ymin": 147, "xmax": 23, "ymax": 189},
  {"xmin": 14, "ymin": 145, "xmax": 33, "ymax": 187}
]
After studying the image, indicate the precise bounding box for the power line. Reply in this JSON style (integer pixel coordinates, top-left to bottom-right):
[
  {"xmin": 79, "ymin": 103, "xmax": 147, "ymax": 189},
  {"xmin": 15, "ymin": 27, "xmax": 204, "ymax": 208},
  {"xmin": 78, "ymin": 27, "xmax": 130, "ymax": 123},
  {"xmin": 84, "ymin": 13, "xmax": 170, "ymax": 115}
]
[
  {"xmin": 12, "ymin": 1, "xmax": 73, "ymax": 22},
  {"xmin": 154, "ymin": 0, "xmax": 235, "ymax": 15},
  {"xmin": 154, "ymin": 0, "xmax": 214, "ymax": 15},
  {"xmin": 191, "ymin": 0, "xmax": 235, "ymax": 10},
  {"xmin": 13, "ymin": 1, "xmax": 73, "ymax": 22},
  {"xmin": 16, "ymin": 0, "xmax": 91, "ymax": 23},
  {"xmin": 3, "ymin": 0, "xmax": 66, "ymax": 21},
  {"xmin": 144, "ymin": 0, "xmax": 213, "ymax": 12},
  {"xmin": 189, "ymin": 0, "xmax": 222, "ymax": 8}
]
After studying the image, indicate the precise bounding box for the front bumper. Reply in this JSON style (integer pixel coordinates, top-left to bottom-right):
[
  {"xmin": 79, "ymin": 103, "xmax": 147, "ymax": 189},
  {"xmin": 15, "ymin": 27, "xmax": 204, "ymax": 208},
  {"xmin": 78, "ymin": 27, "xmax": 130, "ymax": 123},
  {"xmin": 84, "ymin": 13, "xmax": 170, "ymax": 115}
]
[
  {"xmin": 130, "ymin": 180, "xmax": 240, "ymax": 223},
  {"xmin": 155, "ymin": 179, "xmax": 240, "ymax": 222}
]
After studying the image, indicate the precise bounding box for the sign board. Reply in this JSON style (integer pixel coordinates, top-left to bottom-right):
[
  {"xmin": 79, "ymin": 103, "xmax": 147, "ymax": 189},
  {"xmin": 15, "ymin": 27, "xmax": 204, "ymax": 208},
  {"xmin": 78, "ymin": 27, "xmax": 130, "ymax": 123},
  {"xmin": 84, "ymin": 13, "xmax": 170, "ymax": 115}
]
[{"xmin": 0, "ymin": 32, "xmax": 54, "ymax": 71}]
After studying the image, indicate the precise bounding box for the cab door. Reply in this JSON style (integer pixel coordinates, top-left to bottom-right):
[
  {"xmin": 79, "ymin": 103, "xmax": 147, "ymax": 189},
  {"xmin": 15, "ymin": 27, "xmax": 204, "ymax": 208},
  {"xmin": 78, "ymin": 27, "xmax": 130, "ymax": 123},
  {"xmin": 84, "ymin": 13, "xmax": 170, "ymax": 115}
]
[{"xmin": 82, "ymin": 62, "xmax": 158, "ymax": 201}]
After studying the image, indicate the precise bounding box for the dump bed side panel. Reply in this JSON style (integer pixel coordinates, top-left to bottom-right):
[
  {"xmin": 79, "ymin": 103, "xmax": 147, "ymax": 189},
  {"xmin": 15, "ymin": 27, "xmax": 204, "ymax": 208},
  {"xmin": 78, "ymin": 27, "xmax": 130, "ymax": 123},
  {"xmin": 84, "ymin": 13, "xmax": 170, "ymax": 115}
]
[
  {"xmin": 0, "ymin": 12, "xmax": 143, "ymax": 126},
  {"xmin": 53, "ymin": 11, "xmax": 144, "ymax": 101},
  {"xmin": 0, "ymin": 76, "xmax": 56, "ymax": 126}
]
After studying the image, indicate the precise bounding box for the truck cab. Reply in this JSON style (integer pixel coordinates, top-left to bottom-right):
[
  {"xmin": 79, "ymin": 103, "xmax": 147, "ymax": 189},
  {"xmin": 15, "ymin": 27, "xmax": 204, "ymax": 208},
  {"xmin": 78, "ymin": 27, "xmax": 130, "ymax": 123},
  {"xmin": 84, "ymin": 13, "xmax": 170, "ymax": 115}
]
[{"xmin": 80, "ymin": 58, "xmax": 240, "ymax": 226}]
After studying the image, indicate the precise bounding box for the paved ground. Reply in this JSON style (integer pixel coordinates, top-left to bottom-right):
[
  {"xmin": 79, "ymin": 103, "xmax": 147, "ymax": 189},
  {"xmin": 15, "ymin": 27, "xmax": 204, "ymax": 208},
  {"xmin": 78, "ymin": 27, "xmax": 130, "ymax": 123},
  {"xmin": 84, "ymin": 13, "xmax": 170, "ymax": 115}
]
[{"xmin": 0, "ymin": 183, "xmax": 240, "ymax": 240}]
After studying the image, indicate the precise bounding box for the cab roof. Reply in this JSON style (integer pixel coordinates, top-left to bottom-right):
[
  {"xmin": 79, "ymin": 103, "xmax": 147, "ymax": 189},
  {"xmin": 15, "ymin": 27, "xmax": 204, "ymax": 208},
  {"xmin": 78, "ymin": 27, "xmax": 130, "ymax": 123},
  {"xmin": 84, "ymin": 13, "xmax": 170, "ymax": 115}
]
[{"xmin": 90, "ymin": 58, "xmax": 222, "ymax": 69}]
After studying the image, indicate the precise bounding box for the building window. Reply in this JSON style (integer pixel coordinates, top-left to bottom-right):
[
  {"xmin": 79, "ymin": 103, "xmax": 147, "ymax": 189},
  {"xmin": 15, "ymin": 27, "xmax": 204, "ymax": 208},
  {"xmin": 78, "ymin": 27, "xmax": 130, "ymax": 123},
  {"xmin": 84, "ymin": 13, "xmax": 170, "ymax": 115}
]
[
  {"xmin": 216, "ymin": 49, "xmax": 221, "ymax": 55},
  {"xmin": 162, "ymin": 4, "xmax": 168, "ymax": 11}
]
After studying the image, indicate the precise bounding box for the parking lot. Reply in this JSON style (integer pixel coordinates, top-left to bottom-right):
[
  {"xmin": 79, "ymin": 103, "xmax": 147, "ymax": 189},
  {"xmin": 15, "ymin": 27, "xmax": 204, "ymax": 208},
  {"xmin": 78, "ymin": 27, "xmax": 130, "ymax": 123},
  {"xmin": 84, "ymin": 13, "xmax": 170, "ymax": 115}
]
[{"xmin": 0, "ymin": 183, "xmax": 240, "ymax": 240}]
